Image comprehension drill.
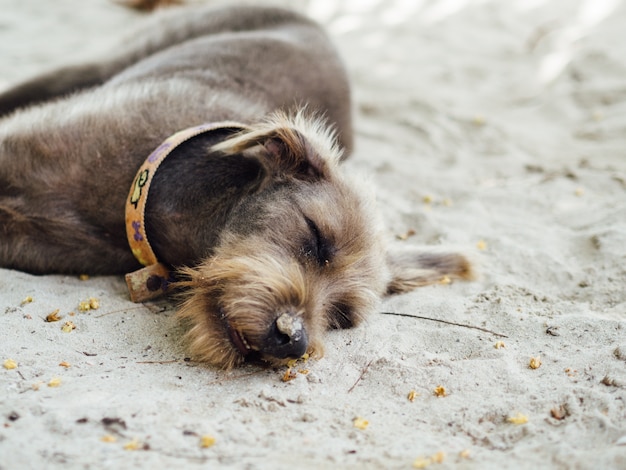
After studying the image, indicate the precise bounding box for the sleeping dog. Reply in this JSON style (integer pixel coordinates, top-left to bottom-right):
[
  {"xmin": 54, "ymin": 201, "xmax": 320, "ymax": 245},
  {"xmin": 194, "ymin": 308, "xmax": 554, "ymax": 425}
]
[{"xmin": 0, "ymin": 5, "xmax": 472, "ymax": 368}]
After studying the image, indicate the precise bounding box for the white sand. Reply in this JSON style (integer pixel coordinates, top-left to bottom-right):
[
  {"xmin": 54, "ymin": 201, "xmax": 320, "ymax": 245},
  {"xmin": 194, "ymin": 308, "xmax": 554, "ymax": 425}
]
[{"xmin": 1, "ymin": 0, "xmax": 625, "ymax": 468}]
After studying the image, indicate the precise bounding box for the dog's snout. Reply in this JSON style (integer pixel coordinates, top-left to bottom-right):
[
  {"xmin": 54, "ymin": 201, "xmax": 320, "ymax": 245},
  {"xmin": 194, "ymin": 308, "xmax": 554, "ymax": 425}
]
[
  {"xmin": 276, "ymin": 311, "xmax": 303, "ymax": 340},
  {"xmin": 263, "ymin": 312, "xmax": 308, "ymax": 359}
]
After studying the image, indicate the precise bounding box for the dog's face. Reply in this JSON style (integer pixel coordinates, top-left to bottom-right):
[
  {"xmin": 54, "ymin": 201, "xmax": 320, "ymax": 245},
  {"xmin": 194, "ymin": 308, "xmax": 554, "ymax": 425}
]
[
  {"xmin": 179, "ymin": 179, "xmax": 388, "ymax": 368},
  {"xmin": 177, "ymin": 114, "xmax": 390, "ymax": 368}
]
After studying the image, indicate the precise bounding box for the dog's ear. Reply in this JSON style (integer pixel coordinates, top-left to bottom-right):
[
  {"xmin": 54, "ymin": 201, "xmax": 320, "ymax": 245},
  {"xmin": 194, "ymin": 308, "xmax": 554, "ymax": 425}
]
[
  {"xmin": 258, "ymin": 128, "xmax": 328, "ymax": 181},
  {"xmin": 212, "ymin": 116, "xmax": 342, "ymax": 183},
  {"xmin": 217, "ymin": 127, "xmax": 329, "ymax": 182},
  {"xmin": 385, "ymin": 249, "xmax": 474, "ymax": 295}
]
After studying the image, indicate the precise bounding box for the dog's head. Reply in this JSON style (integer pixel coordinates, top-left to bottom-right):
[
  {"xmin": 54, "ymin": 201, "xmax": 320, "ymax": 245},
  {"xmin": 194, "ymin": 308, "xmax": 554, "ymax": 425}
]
[{"xmin": 176, "ymin": 112, "xmax": 471, "ymax": 368}]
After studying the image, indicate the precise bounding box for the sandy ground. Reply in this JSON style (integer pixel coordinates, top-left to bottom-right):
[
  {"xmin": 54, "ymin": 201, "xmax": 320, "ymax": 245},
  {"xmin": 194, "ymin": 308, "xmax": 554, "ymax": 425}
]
[{"xmin": 1, "ymin": 0, "xmax": 625, "ymax": 468}]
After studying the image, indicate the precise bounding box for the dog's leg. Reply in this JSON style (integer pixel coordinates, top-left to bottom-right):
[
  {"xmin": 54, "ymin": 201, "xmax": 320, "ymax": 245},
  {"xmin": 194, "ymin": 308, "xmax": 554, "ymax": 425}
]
[
  {"xmin": 0, "ymin": 66, "xmax": 110, "ymax": 117},
  {"xmin": 0, "ymin": 6, "xmax": 328, "ymax": 116},
  {"xmin": 385, "ymin": 248, "xmax": 474, "ymax": 295}
]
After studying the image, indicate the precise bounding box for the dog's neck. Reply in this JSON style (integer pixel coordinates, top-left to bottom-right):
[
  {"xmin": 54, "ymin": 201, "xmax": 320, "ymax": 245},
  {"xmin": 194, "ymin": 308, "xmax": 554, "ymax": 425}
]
[{"xmin": 125, "ymin": 122, "xmax": 251, "ymax": 301}]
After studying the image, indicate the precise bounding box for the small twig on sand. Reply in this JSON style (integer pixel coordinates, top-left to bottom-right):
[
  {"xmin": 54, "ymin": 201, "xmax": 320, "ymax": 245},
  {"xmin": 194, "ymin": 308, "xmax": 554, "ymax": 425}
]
[
  {"xmin": 95, "ymin": 305, "xmax": 150, "ymax": 318},
  {"xmin": 206, "ymin": 369, "xmax": 268, "ymax": 385},
  {"xmin": 95, "ymin": 304, "xmax": 167, "ymax": 318},
  {"xmin": 348, "ymin": 358, "xmax": 374, "ymax": 393},
  {"xmin": 379, "ymin": 311, "xmax": 508, "ymax": 338},
  {"xmin": 136, "ymin": 359, "xmax": 181, "ymax": 364}
]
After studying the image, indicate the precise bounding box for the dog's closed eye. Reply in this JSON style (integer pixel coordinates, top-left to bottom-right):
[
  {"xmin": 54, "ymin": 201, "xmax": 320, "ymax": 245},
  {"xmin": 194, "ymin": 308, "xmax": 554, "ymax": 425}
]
[
  {"xmin": 328, "ymin": 301, "xmax": 354, "ymax": 329},
  {"xmin": 302, "ymin": 217, "xmax": 335, "ymax": 266}
]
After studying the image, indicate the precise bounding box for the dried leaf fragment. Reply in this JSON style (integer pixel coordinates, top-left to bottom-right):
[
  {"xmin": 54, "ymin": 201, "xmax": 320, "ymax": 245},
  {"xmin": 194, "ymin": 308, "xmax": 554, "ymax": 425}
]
[
  {"xmin": 282, "ymin": 368, "xmax": 297, "ymax": 382},
  {"xmin": 61, "ymin": 321, "xmax": 76, "ymax": 333},
  {"xmin": 123, "ymin": 439, "xmax": 141, "ymax": 451},
  {"xmin": 529, "ymin": 356, "xmax": 542, "ymax": 369},
  {"xmin": 48, "ymin": 377, "xmax": 62, "ymax": 388},
  {"xmin": 507, "ymin": 412, "xmax": 528, "ymax": 425},
  {"xmin": 200, "ymin": 435, "xmax": 216, "ymax": 448},
  {"xmin": 59, "ymin": 361, "xmax": 71, "ymax": 368},
  {"xmin": 412, "ymin": 457, "xmax": 432, "ymax": 469},
  {"xmin": 78, "ymin": 297, "xmax": 100, "ymax": 311},
  {"xmin": 433, "ymin": 386, "xmax": 447, "ymax": 397},
  {"xmin": 3, "ymin": 359, "xmax": 18, "ymax": 370},
  {"xmin": 282, "ymin": 354, "xmax": 310, "ymax": 381},
  {"xmin": 46, "ymin": 309, "xmax": 62, "ymax": 322},
  {"xmin": 353, "ymin": 417, "xmax": 369, "ymax": 430},
  {"xmin": 413, "ymin": 451, "xmax": 446, "ymax": 468},
  {"xmin": 430, "ymin": 451, "xmax": 445, "ymax": 463}
]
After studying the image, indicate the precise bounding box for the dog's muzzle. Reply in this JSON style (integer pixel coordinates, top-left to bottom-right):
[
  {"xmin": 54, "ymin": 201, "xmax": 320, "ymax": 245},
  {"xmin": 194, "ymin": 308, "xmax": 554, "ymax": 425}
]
[
  {"xmin": 263, "ymin": 311, "xmax": 308, "ymax": 359},
  {"xmin": 225, "ymin": 310, "xmax": 308, "ymax": 361}
]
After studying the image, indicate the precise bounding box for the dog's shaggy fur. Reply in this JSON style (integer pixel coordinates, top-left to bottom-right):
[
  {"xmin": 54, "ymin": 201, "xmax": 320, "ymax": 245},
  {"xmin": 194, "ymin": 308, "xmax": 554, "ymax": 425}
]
[{"xmin": 0, "ymin": 5, "xmax": 472, "ymax": 368}]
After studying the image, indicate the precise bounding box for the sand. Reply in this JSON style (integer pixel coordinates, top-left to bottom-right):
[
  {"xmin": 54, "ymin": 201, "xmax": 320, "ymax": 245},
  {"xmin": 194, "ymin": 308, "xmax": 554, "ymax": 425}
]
[{"xmin": 1, "ymin": 0, "xmax": 625, "ymax": 468}]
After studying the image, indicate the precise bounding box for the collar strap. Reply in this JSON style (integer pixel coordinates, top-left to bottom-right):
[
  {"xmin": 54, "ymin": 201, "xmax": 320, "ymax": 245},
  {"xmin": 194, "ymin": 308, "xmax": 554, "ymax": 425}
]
[{"xmin": 124, "ymin": 121, "xmax": 247, "ymax": 302}]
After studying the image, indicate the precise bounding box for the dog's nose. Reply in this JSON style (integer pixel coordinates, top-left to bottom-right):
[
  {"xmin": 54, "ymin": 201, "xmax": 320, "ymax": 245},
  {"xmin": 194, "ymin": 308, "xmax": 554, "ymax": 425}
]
[{"xmin": 263, "ymin": 311, "xmax": 308, "ymax": 359}]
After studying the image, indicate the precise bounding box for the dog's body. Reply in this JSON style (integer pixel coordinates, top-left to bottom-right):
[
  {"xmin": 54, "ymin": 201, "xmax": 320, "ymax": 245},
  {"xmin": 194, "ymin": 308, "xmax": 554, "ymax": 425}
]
[
  {"xmin": 0, "ymin": 6, "xmax": 352, "ymax": 274},
  {"xmin": 0, "ymin": 5, "xmax": 471, "ymax": 368}
]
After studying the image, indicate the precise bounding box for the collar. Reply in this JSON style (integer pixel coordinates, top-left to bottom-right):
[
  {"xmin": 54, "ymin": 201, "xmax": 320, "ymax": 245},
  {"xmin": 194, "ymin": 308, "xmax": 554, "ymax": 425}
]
[{"xmin": 124, "ymin": 121, "xmax": 247, "ymax": 302}]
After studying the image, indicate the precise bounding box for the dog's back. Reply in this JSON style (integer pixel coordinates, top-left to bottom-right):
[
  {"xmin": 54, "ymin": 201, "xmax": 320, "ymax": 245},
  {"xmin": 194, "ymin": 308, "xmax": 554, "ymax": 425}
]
[{"xmin": 0, "ymin": 6, "xmax": 352, "ymax": 146}]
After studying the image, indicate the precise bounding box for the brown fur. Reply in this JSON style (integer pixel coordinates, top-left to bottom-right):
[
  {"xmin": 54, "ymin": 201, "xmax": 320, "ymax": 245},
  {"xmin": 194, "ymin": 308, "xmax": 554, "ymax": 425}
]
[{"xmin": 0, "ymin": 5, "xmax": 472, "ymax": 369}]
